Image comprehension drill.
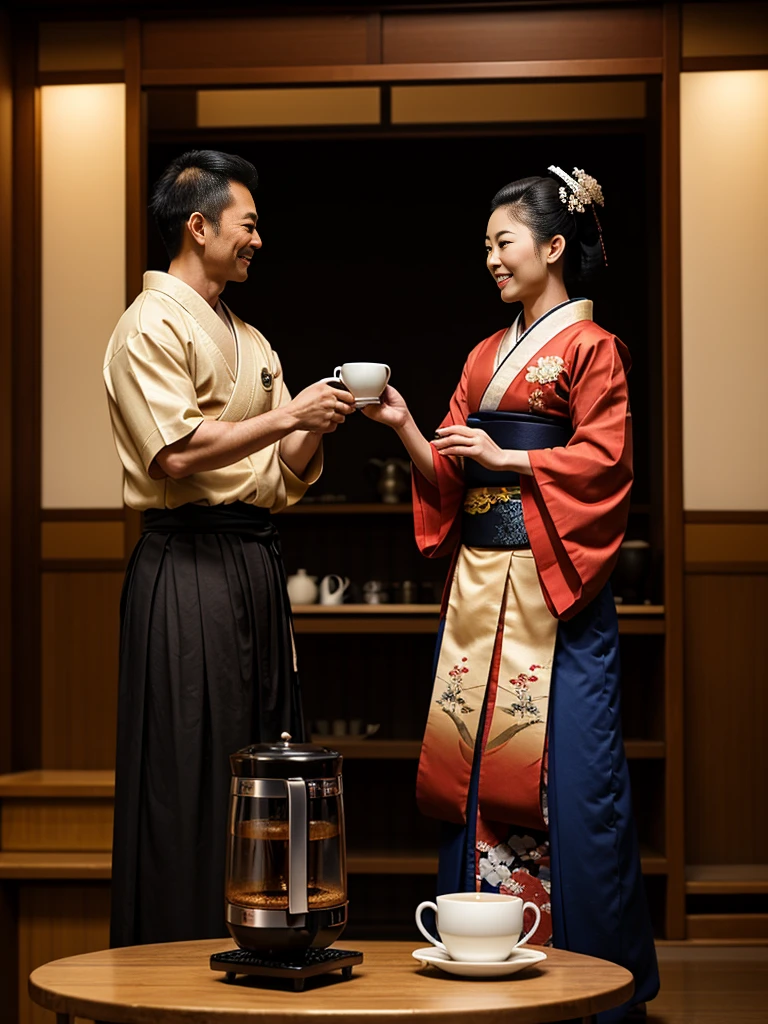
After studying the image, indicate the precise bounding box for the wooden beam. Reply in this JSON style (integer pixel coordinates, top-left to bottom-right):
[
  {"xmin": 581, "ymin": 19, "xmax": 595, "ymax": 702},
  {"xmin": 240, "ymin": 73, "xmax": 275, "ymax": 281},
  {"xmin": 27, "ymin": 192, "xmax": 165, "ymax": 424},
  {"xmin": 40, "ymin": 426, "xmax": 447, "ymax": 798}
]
[
  {"xmin": 11, "ymin": 17, "xmax": 42, "ymax": 770},
  {"xmin": 142, "ymin": 57, "xmax": 664, "ymax": 88},
  {"xmin": 124, "ymin": 16, "xmax": 143, "ymax": 558},
  {"xmin": 660, "ymin": 2, "xmax": 686, "ymax": 942},
  {"xmin": 0, "ymin": 10, "xmax": 13, "ymax": 777}
]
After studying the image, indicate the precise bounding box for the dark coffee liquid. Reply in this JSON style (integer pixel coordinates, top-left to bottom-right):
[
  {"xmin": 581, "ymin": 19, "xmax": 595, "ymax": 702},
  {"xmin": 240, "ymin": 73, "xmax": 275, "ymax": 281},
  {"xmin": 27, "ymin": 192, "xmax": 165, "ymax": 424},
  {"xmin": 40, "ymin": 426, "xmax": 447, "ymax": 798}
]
[{"xmin": 227, "ymin": 818, "xmax": 344, "ymax": 910}]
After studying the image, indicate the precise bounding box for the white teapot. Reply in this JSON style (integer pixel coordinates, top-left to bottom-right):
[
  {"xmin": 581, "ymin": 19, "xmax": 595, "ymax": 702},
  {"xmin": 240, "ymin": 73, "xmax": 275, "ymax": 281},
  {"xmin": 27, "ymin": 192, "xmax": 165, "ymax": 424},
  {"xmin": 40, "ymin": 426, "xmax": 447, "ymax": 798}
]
[
  {"xmin": 319, "ymin": 574, "xmax": 351, "ymax": 606},
  {"xmin": 286, "ymin": 569, "xmax": 318, "ymax": 605}
]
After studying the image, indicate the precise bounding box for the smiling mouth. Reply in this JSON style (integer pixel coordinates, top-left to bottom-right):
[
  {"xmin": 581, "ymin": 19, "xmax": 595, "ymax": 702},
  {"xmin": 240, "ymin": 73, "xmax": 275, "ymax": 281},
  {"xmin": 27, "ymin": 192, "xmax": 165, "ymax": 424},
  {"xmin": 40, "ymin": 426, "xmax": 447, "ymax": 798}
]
[
  {"xmin": 496, "ymin": 274, "xmax": 513, "ymax": 288},
  {"xmin": 238, "ymin": 252, "xmax": 253, "ymax": 266}
]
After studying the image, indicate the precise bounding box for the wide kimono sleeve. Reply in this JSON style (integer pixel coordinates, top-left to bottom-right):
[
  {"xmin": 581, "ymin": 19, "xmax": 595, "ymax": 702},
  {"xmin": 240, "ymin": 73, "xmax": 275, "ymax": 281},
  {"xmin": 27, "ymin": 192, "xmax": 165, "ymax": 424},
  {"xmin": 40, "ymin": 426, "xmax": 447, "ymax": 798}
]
[
  {"xmin": 270, "ymin": 348, "xmax": 323, "ymax": 510},
  {"xmin": 412, "ymin": 350, "xmax": 478, "ymax": 558},
  {"xmin": 103, "ymin": 294, "xmax": 205, "ymax": 473},
  {"xmin": 521, "ymin": 331, "xmax": 633, "ymax": 620}
]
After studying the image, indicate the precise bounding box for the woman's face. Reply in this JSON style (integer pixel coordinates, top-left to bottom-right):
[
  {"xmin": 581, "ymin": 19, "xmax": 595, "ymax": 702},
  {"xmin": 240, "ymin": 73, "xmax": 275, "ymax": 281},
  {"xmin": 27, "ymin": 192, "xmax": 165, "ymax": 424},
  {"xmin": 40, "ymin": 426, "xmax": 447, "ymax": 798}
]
[{"xmin": 485, "ymin": 206, "xmax": 561, "ymax": 305}]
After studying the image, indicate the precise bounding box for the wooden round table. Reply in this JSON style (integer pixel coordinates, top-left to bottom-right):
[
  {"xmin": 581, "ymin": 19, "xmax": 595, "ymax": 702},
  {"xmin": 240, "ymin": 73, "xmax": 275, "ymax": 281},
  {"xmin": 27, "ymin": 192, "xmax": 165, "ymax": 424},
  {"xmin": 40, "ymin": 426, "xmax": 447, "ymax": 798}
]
[{"xmin": 29, "ymin": 938, "xmax": 634, "ymax": 1024}]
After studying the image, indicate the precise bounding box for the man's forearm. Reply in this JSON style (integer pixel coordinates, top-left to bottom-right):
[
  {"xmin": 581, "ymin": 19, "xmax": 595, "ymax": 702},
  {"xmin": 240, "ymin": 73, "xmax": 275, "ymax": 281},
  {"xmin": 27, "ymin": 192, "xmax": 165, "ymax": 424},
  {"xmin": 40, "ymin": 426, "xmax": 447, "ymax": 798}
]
[
  {"xmin": 279, "ymin": 429, "xmax": 322, "ymax": 478},
  {"xmin": 153, "ymin": 407, "xmax": 298, "ymax": 480}
]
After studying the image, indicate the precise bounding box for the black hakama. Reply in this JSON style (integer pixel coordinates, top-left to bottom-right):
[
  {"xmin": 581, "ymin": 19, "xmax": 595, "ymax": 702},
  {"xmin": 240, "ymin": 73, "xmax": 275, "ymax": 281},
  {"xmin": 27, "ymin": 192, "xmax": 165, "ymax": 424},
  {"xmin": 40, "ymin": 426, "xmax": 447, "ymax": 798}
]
[{"xmin": 110, "ymin": 502, "xmax": 304, "ymax": 947}]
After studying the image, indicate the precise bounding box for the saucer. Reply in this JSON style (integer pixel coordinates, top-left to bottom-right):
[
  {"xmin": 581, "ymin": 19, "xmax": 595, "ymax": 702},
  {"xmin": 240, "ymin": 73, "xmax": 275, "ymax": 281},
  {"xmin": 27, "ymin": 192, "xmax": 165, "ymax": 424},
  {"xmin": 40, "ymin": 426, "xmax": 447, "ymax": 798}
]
[
  {"xmin": 353, "ymin": 397, "xmax": 381, "ymax": 408},
  {"xmin": 411, "ymin": 946, "xmax": 547, "ymax": 979}
]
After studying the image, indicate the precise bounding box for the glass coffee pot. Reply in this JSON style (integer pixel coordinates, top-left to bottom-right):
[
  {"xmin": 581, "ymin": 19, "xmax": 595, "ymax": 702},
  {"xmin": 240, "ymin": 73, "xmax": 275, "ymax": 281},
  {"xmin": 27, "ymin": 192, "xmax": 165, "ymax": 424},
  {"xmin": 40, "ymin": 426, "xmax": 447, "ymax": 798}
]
[{"xmin": 225, "ymin": 733, "xmax": 347, "ymax": 953}]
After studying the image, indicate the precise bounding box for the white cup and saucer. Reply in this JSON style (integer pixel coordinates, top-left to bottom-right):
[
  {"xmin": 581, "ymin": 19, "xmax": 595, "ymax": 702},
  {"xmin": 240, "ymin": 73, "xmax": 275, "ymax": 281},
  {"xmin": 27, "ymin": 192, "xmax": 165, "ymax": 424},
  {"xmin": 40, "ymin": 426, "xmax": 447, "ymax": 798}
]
[
  {"xmin": 318, "ymin": 362, "xmax": 391, "ymax": 408},
  {"xmin": 412, "ymin": 892, "xmax": 546, "ymax": 978}
]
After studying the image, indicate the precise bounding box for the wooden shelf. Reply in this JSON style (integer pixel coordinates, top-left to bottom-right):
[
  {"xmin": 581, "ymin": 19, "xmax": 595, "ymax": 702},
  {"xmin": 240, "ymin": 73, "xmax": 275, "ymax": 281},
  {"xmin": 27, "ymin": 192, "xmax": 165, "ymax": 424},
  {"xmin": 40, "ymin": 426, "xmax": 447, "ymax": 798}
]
[
  {"xmin": 292, "ymin": 604, "xmax": 665, "ymax": 635},
  {"xmin": 281, "ymin": 503, "xmax": 412, "ymax": 515},
  {"xmin": 293, "ymin": 603, "xmax": 664, "ymax": 615},
  {"xmin": 281, "ymin": 502, "xmax": 654, "ymax": 516},
  {"xmin": 348, "ymin": 848, "xmax": 668, "ymax": 876},
  {"xmin": 686, "ymin": 864, "xmax": 768, "ymax": 895},
  {"xmin": 317, "ymin": 739, "xmax": 665, "ymax": 760},
  {"xmin": 640, "ymin": 849, "xmax": 669, "ymax": 875},
  {"xmin": 0, "ymin": 849, "xmax": 668, "ymax": 881},
  {"xmin": 0, "ymin": 852, "xmax": 112, "ymax": 880},
  {"xmin": 0, "ymin": 770, "xmax": 115, "ymax": 798},
  {"xmin": 348, "ymin": 852, "xmax": 437, "ymax": 875},
  {"xmin": 293, "ymin": 604, "xmax": 439, "ymax": 615}
]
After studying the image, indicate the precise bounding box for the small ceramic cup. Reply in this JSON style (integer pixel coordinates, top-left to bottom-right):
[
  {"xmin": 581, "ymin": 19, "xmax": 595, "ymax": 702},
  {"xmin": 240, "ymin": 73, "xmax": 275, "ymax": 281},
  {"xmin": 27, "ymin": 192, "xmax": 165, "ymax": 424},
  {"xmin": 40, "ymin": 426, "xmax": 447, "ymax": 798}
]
[
  {"xmin": 415, "ymin": 892, "xmax": 541, "ymax": 963},
  {"xmin": 319, "ymin": 362, "xmax": 391, "ymax": 405}
]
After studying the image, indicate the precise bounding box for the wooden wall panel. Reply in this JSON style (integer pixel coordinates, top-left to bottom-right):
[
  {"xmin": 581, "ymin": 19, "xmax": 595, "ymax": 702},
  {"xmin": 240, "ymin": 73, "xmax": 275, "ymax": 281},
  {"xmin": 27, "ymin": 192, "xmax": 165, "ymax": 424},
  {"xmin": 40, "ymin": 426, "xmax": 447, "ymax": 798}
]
[
  {"xmin": 382, "ymin": 7, "xmax": 663, "ymax": 65},
  {"xmin": 684, "ymin": 573, "xmax": 768, "ymax": 864},
  {"xmin": 142, "ymin": 16, "xmax": 371, "ymax": 70},
  {"xmin": 18, "ymin": 883, "xmax": 110, "ymax": 1024},
  {"xmin": 41, "ymin": 522, "xmax": 124, "ymax": 560},
  {"xmin": 0, "ymin": 10, "xmax": 12, "ymax": 776},
  {"xmin": 12, "ymin": 19, "xmax": 42, "ymax": 771},
  {"xmin": 41, "ymin": 573, "xmax": 123, "ymax": 771},
  {"xmin": 686, "ymin": 523, "xmax": 768, "ymax": 567},
  {"xmin": 683, "ymin": 2, "xmax": 768, "ymax": 58},
  {"xmin": 2, "ymin": 799, "xmax": 113, "ymax": 852}
]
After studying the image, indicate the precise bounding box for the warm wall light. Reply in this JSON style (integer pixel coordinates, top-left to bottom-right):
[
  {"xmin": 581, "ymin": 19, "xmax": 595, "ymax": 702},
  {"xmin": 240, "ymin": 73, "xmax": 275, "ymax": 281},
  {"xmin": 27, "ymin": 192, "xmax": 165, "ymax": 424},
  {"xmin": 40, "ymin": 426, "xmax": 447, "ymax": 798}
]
[
  {"xmin": 681, "ymin": 70, "xmax": 768, "ymax": 510},
  {"xmin": 197, "ymin": 87, "xmax": 381, "ymax": 128},
  {"xmin": 41, "ymin": 83, "xmax": 126, "ymax": 509}
]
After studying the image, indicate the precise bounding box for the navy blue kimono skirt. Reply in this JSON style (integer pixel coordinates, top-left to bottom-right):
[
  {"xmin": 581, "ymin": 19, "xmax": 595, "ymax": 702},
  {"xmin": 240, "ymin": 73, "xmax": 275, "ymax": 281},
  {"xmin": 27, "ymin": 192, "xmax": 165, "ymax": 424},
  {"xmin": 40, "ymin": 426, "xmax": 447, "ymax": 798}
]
[{"xmin": 435, "ymin": 585, "xmax": 660, "ymax": 1022}]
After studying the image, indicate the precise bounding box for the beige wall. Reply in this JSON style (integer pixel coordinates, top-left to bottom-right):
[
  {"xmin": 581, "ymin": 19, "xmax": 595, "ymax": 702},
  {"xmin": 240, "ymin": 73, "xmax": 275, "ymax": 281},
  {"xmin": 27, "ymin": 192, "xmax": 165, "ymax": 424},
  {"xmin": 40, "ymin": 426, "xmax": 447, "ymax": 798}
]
[
  {"xmin": 681, "ymin": 70, "xmax": 768, "ymax": 511},
  {"xmin": 41, "ymin": 84, "xmax": 126, "ymax": 509}
]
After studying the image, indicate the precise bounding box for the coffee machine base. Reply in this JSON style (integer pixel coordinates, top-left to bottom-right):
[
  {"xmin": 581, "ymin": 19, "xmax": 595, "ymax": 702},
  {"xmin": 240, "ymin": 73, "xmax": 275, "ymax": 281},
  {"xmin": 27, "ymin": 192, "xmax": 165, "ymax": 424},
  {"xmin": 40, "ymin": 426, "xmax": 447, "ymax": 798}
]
[
  {"xmin": 226, "ymin": 903, "xmax": 347, "ymax": 954},
  {"xmin": 210, "ymin": 947, "xmax": 364, "ymax": 992}
]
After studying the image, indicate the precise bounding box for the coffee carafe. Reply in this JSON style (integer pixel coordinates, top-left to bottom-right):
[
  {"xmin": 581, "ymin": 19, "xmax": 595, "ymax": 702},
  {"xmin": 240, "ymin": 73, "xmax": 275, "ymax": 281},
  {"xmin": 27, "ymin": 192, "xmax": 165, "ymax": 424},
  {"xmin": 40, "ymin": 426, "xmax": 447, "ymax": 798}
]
[{"xmin": 225, "ymin": 733, "xmax": 348, "ymax": 953}]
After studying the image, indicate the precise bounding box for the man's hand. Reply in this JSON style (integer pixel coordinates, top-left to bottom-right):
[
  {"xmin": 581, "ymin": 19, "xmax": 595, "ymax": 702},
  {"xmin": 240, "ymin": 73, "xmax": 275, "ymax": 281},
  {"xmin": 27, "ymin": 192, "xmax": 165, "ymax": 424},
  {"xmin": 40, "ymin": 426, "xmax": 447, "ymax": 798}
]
[
  {"xmin": 361, "ymin": 385, "xmax": 409, "ymax": 429},
  {"xmin": 288, "ymin": 382, "xmax": 356, "ymax": 434}
]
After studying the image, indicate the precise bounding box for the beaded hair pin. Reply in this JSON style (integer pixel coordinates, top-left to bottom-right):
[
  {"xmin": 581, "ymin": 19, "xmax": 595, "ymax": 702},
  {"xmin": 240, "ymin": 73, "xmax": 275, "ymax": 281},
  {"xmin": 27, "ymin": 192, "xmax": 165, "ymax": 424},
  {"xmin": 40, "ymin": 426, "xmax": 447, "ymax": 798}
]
[{"xmin": 547, "ymin": 165, "xmax": 608, "ymax": 267}]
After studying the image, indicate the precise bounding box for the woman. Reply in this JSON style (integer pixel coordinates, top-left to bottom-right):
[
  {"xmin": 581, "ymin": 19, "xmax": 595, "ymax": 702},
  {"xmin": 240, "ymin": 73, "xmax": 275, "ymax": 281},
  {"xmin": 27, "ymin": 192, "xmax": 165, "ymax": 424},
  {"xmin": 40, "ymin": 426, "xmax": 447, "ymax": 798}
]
[{"xmin": 364, "ymin": 167, "xmax": 659, "ymax": 1021}]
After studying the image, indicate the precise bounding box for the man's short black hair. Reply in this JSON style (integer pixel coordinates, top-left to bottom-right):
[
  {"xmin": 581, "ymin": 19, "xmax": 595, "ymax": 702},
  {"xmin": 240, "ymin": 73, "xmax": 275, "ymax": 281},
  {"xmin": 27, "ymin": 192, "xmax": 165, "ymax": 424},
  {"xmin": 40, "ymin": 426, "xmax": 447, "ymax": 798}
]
[{"xmin": 150, "ymin": 150, "xmax": 259, "ymax": 259}]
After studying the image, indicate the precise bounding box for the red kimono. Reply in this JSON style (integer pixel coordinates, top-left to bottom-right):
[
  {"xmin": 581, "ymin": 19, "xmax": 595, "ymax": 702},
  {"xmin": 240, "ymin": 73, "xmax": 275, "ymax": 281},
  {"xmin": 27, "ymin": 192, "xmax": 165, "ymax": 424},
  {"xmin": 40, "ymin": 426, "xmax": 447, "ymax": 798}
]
[{"xmin": 409, "ymin": 298, "xmax": 658, "ymax": 1017}]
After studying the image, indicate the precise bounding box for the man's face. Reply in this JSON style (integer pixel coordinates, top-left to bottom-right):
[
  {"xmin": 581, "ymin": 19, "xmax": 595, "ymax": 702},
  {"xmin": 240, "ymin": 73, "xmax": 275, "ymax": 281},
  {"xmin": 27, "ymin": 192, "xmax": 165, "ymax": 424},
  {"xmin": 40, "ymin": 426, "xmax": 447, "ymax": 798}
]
[{"xmin": 205, "ymin": 180, "xmax": 261, "ymax": 284}]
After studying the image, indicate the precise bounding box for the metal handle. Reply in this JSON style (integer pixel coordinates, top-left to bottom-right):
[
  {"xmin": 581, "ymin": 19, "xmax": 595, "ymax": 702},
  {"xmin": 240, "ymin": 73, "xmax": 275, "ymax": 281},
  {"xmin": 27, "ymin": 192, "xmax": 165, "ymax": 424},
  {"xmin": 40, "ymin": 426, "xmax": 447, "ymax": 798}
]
[{"xmin": 286, "ymin": 778, "xmax": 308, "ymax": 915}]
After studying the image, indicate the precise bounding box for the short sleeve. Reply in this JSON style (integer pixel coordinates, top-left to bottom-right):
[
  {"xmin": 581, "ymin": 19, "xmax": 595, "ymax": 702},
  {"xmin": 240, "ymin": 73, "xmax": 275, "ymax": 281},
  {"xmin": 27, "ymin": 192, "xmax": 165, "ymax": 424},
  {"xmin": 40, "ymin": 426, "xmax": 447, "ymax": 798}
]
[
  {"xmin": 104, "ymin": 299, "xmax": 205, "ymax": 472},
  {"xmin": 266, "ymin": 346, "xmax": 324, "ymax": 507}
]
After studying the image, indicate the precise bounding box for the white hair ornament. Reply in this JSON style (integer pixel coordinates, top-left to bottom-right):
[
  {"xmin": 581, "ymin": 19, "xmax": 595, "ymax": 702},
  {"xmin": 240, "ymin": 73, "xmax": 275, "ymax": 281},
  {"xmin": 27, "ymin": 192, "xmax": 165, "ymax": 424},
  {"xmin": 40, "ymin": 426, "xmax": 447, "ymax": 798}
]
[
  {"xmin": 547, "ymin": 165, "xmax": 608, "ymax": 266},
  {"xmin": 548, "ymin": 165, "xmax": 605, "ymax": 213}
]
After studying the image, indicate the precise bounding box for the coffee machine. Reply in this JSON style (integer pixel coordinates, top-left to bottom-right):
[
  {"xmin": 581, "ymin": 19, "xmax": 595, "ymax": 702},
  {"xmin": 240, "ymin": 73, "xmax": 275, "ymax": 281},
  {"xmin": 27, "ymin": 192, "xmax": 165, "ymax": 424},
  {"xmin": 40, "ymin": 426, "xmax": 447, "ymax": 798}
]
[{"xmin": 224, "ymin": 733, "xmax": 349, "ymax": 954}]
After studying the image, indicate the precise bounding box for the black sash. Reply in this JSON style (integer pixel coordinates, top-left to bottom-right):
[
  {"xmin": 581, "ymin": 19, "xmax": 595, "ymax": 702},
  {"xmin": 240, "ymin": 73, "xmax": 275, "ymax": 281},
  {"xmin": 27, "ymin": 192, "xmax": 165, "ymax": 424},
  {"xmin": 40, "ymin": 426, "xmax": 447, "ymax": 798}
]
[
  {"xmin": 143, "ymin": 501, "xmax": 274, "ymax": 540},
  {"xmin": 461, "ymin": 412, "xmax": 572, "ymax": 548}
]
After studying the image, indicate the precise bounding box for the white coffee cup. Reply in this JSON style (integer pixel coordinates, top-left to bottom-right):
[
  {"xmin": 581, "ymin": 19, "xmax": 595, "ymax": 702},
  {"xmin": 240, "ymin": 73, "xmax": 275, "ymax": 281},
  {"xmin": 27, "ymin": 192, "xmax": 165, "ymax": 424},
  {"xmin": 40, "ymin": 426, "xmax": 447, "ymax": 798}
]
[
  {"xmin": 319, "ymin": 362, "xmax": 390, "ymax": 404},
  {"xmin": 415, "ymin": 892, "xmax": 541, "ymax": 963}
]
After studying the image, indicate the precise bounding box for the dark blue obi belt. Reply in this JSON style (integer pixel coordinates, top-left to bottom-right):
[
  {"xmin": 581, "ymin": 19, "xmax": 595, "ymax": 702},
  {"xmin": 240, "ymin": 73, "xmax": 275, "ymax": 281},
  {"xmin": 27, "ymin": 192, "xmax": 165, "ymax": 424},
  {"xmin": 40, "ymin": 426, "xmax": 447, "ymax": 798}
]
[{"xmin": 461, "ymin": 411, "xmax": 572, "ymax": 548}]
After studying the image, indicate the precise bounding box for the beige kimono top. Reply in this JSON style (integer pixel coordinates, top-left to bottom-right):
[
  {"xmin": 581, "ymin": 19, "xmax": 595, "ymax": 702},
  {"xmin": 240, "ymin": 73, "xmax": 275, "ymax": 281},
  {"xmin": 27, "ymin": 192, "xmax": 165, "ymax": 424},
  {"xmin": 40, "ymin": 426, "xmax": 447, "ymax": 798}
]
[{"xmin": 103, "ymin": 271, "xmax": 322, "ymax": 511}]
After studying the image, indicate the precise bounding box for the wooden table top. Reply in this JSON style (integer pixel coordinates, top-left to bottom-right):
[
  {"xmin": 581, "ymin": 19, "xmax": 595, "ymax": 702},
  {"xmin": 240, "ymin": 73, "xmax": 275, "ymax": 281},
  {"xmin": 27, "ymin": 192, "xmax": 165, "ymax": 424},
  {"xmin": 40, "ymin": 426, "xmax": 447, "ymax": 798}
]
[{"xmin": 29, "ymin": 938, "xmax": 634, "ymax": 1024}]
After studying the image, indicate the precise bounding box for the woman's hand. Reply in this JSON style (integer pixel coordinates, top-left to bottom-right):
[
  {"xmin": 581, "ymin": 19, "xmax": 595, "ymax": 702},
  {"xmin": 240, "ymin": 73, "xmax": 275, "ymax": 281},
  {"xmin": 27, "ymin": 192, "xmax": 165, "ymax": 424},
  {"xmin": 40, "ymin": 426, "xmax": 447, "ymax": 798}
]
[
  {"xmin": 362, "ymin": 385, "xmax": 410, "ymax": 430},
  {"xmin": 432, "ymin": 425, "xmax": 532, "ymax": 475}
]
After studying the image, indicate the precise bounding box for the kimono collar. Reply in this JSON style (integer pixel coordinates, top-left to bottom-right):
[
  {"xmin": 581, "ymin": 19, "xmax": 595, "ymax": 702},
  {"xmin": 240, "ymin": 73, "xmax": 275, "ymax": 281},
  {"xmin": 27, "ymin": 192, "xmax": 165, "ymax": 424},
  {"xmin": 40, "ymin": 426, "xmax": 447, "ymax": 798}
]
[
  {"xmin": 479, "ymin": 297, "xmax": 593, "ymax": 411},
  {"xmin": 143, "ymin": 271, "xmax": 238, "ymax": 379}
]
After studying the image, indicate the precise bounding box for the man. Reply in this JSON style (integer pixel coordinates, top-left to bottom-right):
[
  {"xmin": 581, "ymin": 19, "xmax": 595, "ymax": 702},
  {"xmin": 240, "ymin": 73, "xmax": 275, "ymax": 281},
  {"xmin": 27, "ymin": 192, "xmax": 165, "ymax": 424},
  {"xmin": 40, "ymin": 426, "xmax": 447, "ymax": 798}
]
[{"xmin": 104, "ymin": 150, "xmax": 354, "ymax": 946}]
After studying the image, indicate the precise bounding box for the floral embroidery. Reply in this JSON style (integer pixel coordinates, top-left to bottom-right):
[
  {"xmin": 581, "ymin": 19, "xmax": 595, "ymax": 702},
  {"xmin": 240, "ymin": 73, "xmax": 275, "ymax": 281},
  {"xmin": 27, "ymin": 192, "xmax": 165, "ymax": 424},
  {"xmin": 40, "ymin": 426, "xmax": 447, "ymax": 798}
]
[
  {"xmin": 528, "ymin": 388, "xmax": 547, "ymax": 412},
  {"xmin": 525, "ymin": 354, "xmax": 565, "ymax": 385},
  {"xmin": 507, "ymin": 667, "xmax": 542, "ymax": 721},
  {"xmin": 476, "ymin": 831, "xmax": 553, "ymax": 944},
  {"xmin": 436, "ymin": 657, "xmax": 476, "ymax": 748},
  {"xmin": 436, "ymin": 659, "xmax": 474, "ymax": 717}
]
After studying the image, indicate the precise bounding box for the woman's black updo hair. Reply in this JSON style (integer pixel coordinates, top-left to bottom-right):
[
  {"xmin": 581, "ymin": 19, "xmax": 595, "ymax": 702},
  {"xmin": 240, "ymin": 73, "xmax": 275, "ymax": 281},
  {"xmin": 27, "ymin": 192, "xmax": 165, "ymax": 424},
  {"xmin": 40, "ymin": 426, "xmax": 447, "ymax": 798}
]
[{"xmin": 489, "ymin": 173, "xmax": 605, "ymax": 286}]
